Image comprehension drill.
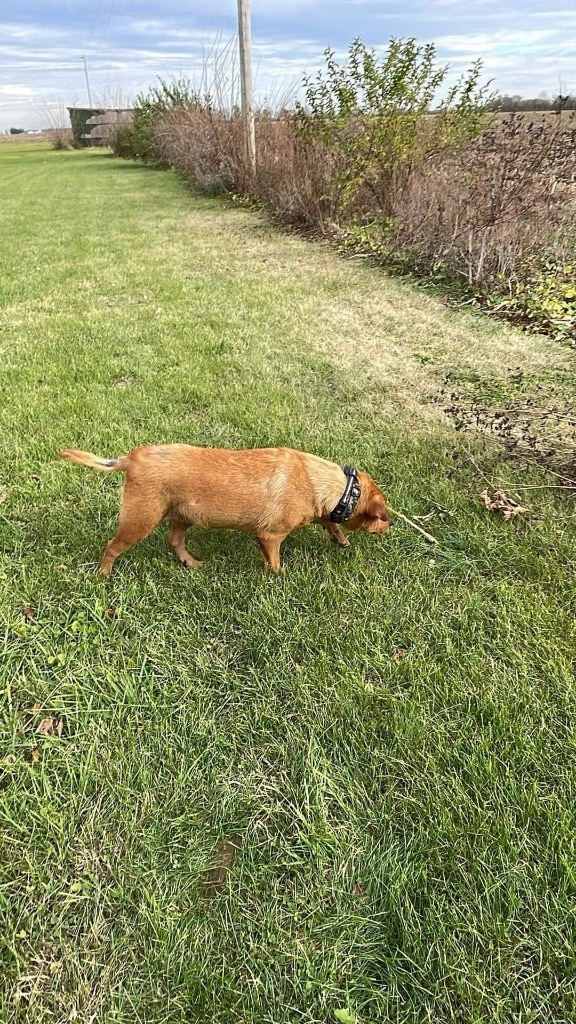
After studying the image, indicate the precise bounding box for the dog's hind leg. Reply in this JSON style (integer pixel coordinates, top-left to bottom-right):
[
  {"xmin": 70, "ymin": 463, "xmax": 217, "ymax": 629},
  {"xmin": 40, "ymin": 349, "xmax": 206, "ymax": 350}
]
[
  {"xmin": 256, "ymin": 533, "xmax": 286, "ymax": 573},
  {"xmin": 168, "ymin": 521, "xmax": 202, "ymax": 569},
  {"xmin": 100, "ymin": 497, "xmax": 166, "ymax": 578}
]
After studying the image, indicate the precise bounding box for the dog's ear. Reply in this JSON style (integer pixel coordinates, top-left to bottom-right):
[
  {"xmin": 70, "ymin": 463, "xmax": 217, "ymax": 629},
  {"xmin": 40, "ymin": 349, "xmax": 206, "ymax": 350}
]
[{"xmin": 367, "ymin": 491, "xmax": 388, "ymax": 521}]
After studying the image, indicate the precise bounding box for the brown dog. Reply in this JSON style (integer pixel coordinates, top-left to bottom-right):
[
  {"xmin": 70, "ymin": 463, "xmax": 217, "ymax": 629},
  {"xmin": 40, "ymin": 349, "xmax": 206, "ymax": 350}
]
[{"xmin": 58, "ymin": 444, "xmax": 389, "ymax": 576}]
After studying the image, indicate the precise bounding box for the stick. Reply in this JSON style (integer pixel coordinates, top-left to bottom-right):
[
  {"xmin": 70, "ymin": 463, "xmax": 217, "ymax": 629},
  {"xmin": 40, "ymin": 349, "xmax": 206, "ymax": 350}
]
[
  {"xmin": 504, "ymin": 458, "xmax": 576, "ymax": 485},
  {"xmin": 388, "ymin": 505, "xmax": 438, "ymax": 544},
  {"xmin": 464, "ymin": 449, "xmax": 576, "ymax": 497},
  {"xmin": 463, "ymin": 449, "xmax": 495, "ymax": 488},
  {"xmin": 496, "ymin": 483, "xmax": 576, "ymax": 490}
]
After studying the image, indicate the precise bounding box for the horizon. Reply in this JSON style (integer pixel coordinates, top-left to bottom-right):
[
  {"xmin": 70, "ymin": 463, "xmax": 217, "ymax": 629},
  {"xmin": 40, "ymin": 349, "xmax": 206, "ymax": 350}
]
[{"xmin": 2, "ymin": 0, "xmax": 574, "ymax": 131}]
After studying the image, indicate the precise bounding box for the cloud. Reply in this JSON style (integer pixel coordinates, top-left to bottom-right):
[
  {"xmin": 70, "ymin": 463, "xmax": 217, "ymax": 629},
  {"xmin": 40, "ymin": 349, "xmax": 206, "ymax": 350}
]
[{"xmin": 0, "ymin": 1, "xmax": 575, "ymax": 129}]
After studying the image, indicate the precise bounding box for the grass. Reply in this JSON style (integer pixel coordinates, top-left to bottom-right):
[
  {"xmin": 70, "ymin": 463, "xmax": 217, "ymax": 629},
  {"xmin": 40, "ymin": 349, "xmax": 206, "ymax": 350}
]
[{"xmin": 1, "ymin": 142, "xmax": 576, "ymax": 1024}]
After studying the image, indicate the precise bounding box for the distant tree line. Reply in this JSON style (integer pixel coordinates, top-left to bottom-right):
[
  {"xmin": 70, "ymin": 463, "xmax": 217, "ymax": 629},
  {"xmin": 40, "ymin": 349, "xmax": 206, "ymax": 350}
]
[{"xmin": 487, "ymin": 95, "xmax": 576, "ymax": 112}]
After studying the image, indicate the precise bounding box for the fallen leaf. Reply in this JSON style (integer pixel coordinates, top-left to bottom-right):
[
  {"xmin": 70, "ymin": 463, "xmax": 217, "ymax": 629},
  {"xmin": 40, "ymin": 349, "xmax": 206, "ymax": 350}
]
[
  {"xmin": 394, "ymin": 647, "xmax": 407, "ymax": 661},
  {"xmin": 0, "ymin": 490, "xmax": 7, "ymax": 503},
  {"xmin": 24, "ymin": 701, "xmax": 43, "ymax": 716},
  {"xmin": 22, "ymin": 604, "xmax": 36, "ymax": 622},
  {"xmin": 2, "ymin": 753, "xmax": 16, "ymax": 764},
  {"xmin": 114, "ymin": 377, "xmax": 134, "ymax": 388},
  {"xmin": 36, "ymin": 717, "xmax": 64, "ymax": 738},
  {"xmin": 56, "ymin": 563, "xmax": 68, "ymax": 571},
  {"xmin": 204, "ymin": 834, "xmax": 243, "ymax": 897},
  {"xmin": 30, "ymin": 748, "xmax": 41, "ymax": 763},
  {"xmin": 105, "ymin": 606, "xmax": 117, "ymax": 620},
  {"xmin": 479, "ymin": 489, "xmax": 527, "ymax": 520}
]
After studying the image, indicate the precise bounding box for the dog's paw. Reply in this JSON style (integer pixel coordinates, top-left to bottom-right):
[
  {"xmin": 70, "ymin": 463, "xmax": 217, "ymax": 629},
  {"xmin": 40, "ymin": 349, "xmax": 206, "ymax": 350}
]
[{"xmin": 180, "ymin": 557, "xmax": 203, "ymax": 569}]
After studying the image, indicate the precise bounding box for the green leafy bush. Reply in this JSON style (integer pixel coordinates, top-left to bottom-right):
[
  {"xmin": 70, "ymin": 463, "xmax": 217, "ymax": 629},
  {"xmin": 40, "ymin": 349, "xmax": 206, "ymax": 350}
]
[
  {"xmin": 491, "ymin": 261, "xmax": 576, "ymax": 344},
  {"xmin": 127, "ymin": 78, "xmax": 199, "ymax": 164},
  {"xmin": 110, "ymin": 121, "xmax": 137, "ymax": 160},
  {"xmin": 295, "ymin": 37, "xmax": 493, "ymax": 216}
]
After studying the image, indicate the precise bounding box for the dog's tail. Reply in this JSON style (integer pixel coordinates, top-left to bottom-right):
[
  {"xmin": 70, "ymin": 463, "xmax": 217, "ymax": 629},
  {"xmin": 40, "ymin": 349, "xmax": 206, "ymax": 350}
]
[{"xmin": 58, "ymin": 449, "xmax": 128, "ymax": 472}]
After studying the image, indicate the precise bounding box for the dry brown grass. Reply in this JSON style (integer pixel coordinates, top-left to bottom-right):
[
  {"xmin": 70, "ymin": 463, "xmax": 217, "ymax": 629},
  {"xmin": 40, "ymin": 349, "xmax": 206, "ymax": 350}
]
[
  {"xmin": 140, "ymin": 199, "xmax": 573, "ymax": 431},
  {"xmin": 155, "ymin": 109, "xmax": 338, "ymax": 226},
  {"xmin": 0, "ymin": 130, "xmax": 75, "ymax": 148},
  {"xmin": 48, "ymin": 127, "xmax": 73, "ymax": 150},
  {"xmin": 383, "ymin": 113, "xmax": 576, "ymax": 288},
  {"xmin": 0, "ymin": 132, "xmax": 51, "ymax": 145},
  {"xmin": 153, "ymin": 108, "xmax": 576, "ymax": 303}
]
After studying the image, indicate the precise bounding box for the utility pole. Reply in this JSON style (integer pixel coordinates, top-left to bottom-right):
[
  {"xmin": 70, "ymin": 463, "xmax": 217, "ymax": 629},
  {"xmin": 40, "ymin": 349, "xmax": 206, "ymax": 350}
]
[
  {"xmin": 236, "ymin": 0, "xmax": 256, "ymax": 174},
  {"xmin": 81, "ymin": 55, "xmax": 93, "ymax": 107}
]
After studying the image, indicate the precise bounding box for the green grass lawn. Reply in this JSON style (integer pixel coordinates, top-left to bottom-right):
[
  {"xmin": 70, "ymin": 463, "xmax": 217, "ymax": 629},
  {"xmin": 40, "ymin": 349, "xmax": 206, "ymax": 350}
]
[{"xmin": 1, "ymin": 143, "xmax": 576, "ymax": 1024}]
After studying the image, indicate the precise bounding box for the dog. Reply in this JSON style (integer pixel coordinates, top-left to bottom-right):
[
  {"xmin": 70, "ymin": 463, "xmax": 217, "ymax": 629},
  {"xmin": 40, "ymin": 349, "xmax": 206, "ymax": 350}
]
[{"xmin": 58, "ymin": 444, "xmax": 390, "ymax": 576}]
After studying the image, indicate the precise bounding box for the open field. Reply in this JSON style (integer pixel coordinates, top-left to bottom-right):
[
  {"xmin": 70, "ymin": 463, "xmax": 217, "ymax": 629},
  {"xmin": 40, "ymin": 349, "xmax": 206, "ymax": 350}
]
[
  {"xmin": 1, "ymin": 142, "xmax": 576, "ymax": 1024},
  {"xmin": 0, "ymin": 132, "xmax": 54, "ymax": 144}
]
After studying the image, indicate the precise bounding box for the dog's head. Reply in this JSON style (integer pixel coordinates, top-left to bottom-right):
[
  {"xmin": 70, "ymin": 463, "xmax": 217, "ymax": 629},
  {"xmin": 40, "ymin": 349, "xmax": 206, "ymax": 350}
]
[{"xmin": 347, "ymin": 474, "xmax": 390, "ymax": 534}]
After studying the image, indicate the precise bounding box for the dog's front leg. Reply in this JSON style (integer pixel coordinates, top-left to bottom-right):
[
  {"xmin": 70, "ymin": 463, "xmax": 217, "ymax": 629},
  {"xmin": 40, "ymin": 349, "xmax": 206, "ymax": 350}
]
[{"xmin": 321, "ymin": 519, "xmax": 350, "ymax": 548}]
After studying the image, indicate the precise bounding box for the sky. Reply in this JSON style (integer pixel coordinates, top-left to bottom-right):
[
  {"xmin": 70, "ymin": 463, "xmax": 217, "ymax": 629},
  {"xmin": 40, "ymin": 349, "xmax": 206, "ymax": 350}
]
[{"xmin": 1, "ymin": 0, "xmax": 574, "ymax": 130}]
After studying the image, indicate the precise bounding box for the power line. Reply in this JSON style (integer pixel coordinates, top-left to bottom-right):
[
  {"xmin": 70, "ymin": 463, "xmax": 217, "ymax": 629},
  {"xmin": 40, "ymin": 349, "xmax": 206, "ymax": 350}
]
[
  {"xmin": 87, "ymin": 0, "xmax": 106, "ymax": 48},
  {"xmin": 94, "ymin": 0, "xmax": 118, "ymax": 53}
]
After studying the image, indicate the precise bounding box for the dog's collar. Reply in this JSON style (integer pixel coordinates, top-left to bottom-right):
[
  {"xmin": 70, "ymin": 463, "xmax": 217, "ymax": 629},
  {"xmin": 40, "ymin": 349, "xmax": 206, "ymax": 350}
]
[{"xmin": 330, "ymin": 465, "xmax": 361, "ymax": 523}]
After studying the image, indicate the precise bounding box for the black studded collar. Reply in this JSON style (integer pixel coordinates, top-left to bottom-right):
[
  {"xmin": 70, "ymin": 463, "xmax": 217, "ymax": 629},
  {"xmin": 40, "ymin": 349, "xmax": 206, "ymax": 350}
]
[{"xmin": 330, "ymin": 465, "xmax": 361, "ymax": 523}]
